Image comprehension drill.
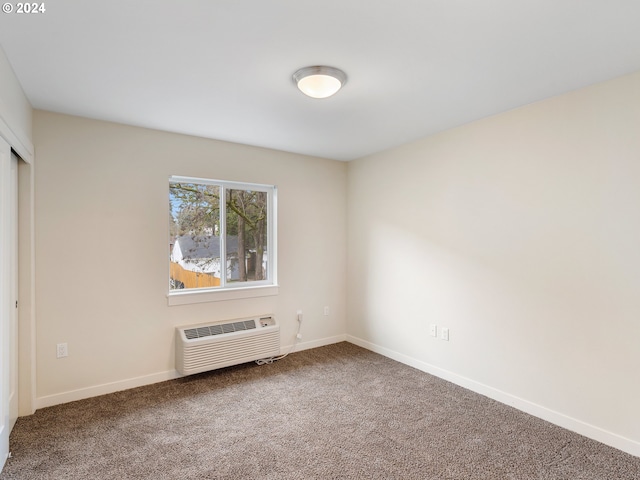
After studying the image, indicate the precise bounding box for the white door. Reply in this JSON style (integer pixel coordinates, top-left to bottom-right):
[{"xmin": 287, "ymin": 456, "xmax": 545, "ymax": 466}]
[{"xmin": 0, "ymin": 136, "xmax": 14, "ymax": 470}]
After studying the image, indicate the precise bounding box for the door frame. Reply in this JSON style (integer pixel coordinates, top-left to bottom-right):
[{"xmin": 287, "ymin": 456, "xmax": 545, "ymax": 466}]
[
  {"xmin": 0, "ymin": 113, "xmax": 35, "ymax": 420},
  {"xmin": 9, "ymin": 150, "xmax": 18, "ymax": 430}
]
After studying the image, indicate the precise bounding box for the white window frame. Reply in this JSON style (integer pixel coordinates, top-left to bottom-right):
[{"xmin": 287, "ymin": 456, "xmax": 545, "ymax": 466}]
[{"xmin": 168, "ymin": 175, "xmax": 278, "ymax": 305}]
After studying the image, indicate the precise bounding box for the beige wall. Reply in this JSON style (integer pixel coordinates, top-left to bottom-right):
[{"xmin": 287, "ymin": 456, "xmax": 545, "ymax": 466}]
[
  {"xmin": 33, "ymin": 111, "xmax": 348, "ymax": 404},
  {"xmin": 347, "ymin": 72, "xmax": 640, "ymax": 455}
]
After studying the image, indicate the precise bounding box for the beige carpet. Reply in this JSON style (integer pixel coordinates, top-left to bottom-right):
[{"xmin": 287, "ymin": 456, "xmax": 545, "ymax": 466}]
[{"xmin": 1, "ymin": 342, "xmax": 638, "ymax": 479}]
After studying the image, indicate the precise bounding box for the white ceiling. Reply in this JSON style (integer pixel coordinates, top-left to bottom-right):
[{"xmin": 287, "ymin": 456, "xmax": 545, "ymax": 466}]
[{"xmin": 1, "ymin": 1, "xmax": 639, "ymax": 161}]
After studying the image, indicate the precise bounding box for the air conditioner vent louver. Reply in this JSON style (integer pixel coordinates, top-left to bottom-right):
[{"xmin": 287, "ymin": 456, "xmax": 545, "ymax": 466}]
[
  {"xmin": 176, "ymin": 315, "xmax": 279, "ymax": 375},
  {"xmin": 183, "ymin": 319, "xmax": 257, "ymax": 340}
]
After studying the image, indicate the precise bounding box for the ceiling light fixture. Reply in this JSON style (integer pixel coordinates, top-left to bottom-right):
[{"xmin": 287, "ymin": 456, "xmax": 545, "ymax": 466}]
[{"xmin": 293, "ymin": 66, "xmax": 347, "ymax": 99}]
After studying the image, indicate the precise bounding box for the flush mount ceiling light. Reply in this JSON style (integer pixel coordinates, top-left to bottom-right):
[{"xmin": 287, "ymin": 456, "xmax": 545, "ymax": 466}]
[{"xmin": 293, "ymin": 66, "xmax": 347, "ymax": 99}]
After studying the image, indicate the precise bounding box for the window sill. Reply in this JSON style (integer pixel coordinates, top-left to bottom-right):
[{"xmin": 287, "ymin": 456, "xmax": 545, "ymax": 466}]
[{"xmin": 167, "ymin": 285, "xmax": 279, "ymax": 306}]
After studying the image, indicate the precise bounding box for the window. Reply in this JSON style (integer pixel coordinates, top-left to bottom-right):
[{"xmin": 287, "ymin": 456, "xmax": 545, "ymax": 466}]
[{"xmin": 169, "ymin": 176, "xmax": 277, "ymax": 303}]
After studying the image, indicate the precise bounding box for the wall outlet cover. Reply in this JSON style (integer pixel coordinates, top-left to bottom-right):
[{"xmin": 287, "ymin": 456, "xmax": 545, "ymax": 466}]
[{"xmin": 441, "ymin": 328, "xmax": 449, "ymax": 341}]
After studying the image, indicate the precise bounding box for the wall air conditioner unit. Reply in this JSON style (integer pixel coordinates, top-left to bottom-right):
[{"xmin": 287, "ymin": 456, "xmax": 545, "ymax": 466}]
[{"xmin": 176, "ymin": 315, "xmax": 280, "ymax": 375}]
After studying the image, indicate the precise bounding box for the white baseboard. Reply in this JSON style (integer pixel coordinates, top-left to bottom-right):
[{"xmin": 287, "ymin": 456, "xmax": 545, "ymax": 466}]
[
  {"xmin": 346, "ymin": 335, "xmax": 640, "ymax": 458},
  {"xmin": 283, "ymin": 333, "xmax": 347, "ymax": 355},
  {"xmin": 37, "ymin": 333, "xmax": 639, "ymax": 459},
  {"xmin": 34, "ymin": 334, "xmax": 347, "ymax": 411},
  {"xmin": 35, "ymin": 370, "xmax": 183, "ymax": 410}
]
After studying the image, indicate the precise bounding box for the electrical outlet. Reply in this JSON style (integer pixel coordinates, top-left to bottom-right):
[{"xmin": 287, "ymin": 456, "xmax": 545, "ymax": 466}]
[
  {"xmin": 56, "ymin": 343, "xmax": 68, "ymax": 358},
  {"xmin": 323, "ymin": 306, "xmax": 330, "ymax": 316},
  {"xmin": 440, "ymin": 328, "xmax": 449, "ymax": 341},
  {"xmin": 429, "ymin": 324, "xmax": 437, "ymax": 337}
]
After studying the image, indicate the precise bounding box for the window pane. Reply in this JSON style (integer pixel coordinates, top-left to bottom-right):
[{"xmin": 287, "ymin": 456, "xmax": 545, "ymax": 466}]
[
  {"xmin": 226, "ymin": 189, "xmax": 268, "ymax": 283},
  {"xmin": 169, "ymin": 183, "xmax": 221, "ymax": 289}
]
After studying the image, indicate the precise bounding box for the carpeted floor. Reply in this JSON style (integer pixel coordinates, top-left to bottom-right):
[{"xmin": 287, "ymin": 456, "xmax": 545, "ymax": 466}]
[{"xmin": 1, "ymin": 342, "xmax": 638, "ymax": 479}]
